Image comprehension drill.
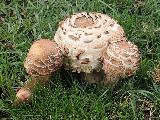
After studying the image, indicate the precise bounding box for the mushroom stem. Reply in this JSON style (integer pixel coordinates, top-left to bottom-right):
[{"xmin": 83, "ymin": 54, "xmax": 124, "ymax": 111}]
[
  {"xmin": 14, "ymin": 75, "xmax": 50, "ymax": 105},
  {"xmin": 81, "ymin": 70, "xmax": 105, "ymax": 87},
  {"xmin": 24, "ymin": 76, "xmax": 50, "ymax": 89}
]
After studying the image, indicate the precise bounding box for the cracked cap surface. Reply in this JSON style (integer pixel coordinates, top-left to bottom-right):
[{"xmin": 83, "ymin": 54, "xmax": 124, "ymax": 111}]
[{"xmin": 102, "ymin": 40, "xmax": 140, "ymax": 84}]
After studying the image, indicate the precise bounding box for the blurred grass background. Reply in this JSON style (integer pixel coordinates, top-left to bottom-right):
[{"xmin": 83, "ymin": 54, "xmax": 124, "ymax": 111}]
[{"xmin": 0, "ymin": 0, "xmax": 160, "ymax": 119}]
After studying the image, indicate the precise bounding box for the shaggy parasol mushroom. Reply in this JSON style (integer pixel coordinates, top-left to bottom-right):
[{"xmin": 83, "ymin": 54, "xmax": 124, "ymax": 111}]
[
  {"xmin": 54, "ymin": 12, "xmax": 125, "ymax": 73},
  {"xmin": 54, "ymin": 12, "xmax": 140, "ymax": 85},
  {"xmin": 102, "ymin": 39, "xmax": 140, "ymax": 85},
  {"xmin": 15, "ymin": 39, "xmax": 63, "ymax": 104}
]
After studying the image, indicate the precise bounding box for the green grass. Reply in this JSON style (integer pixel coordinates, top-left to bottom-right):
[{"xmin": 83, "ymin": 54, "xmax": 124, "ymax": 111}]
[{"xmin": 0, "ymin": 0, "xmax": 160, "ymax": 119}]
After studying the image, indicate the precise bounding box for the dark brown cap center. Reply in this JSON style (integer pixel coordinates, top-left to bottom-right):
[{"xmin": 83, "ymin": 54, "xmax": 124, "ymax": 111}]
[{"xmin": 74, "ymin": 16, "xmax": 94, "ymax": 28}]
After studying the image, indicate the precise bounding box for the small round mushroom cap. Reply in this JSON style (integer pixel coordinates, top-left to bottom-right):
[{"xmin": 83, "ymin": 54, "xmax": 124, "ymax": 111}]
[
  {"xmin": 24, "ymin": 39, "xmax": 63, "ymax": 76},
  {"xmin": 102, "ymin": 40, "xmax": 140, "ymax": 84},
  {"xmin": 152, "ymin": 65, "xmax": 160, "ymax": 83},
  {"xmin": 54, "ymin": 12, "xmax": 126, "ymax": 73}
]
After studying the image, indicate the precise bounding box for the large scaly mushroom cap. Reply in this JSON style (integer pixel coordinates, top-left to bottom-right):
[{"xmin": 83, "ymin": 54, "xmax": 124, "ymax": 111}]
[
  {"xmin": 102, "ymin": 40, "xmax": 140, "ymax": 84},
  {"xmin": 24, "ymin": 39, "xmax": 63, "ymax": 76},
  {"xmin": 54, "ymin": 12, "xmax": 126, "ymax": 73}
]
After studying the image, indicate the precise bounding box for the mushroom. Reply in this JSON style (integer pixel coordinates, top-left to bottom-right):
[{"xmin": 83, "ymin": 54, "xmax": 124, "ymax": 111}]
[
  {"xmin": 54, "ymin": 12, "xmax": 140, "ymax": 86},
  {"xmin": 15, "ymin": 39, "xmax": 63, "ymax": 104},
  {"xmin": 102, "ymin": 40, "xmax": 140, "ymax": 85},
  {"xmin": 152, "ymin": 64, "xmax": 160, "ymax": 83},
  {"xmin": 54, "ymin": 12, "xmax": 125, "ymax": 73}
]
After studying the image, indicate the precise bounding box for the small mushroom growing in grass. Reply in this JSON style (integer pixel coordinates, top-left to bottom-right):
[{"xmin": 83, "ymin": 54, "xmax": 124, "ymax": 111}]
[
  {"xmin": 54, "ymin": 12, "xmax": 140, "ymax": 86},
  {"xmin": 152, "ymin": 64, "xmax": 160, "ymax": 83},
  {"xmin": 15, "ymin": 39, "xmax": 63, "ymax": 104},
  {"xmin": 102, "ymin": 40, "xmax": 140, "ymax": 85}
]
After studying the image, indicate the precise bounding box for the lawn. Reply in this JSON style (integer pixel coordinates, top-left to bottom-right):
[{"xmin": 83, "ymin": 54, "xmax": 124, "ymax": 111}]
[{"xmin": 0, "ymin": 0, "xmax": 160, "ymax": 119}]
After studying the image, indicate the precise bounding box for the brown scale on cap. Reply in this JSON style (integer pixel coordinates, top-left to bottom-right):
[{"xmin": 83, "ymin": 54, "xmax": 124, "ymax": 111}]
[
  {"xmin": 102, "ymin": 40, "xmax": 140, "ymax": 85},
  {"xmin": 81, "ymin": 58, "xmax": 90, "ymax": 64},
  {"xmin": 75, "ymin": 49, "xmax": 85, "ymax": 60},
  {"xmin": 68, "ymin": 35, "xmax": 80, "ymax": 40}
]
